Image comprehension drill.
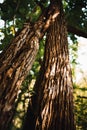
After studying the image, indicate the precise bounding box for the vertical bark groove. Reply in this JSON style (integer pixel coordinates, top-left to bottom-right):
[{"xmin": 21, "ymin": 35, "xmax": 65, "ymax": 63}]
[{"xmin": 35, "ymin": 15, "xmax": 75, "ymax": 130}]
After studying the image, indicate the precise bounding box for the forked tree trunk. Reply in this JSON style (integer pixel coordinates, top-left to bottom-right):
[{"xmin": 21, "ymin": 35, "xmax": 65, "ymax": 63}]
[
  {"xmin": 23, "ymin": 1, "xmax": 75, "ymax": 130},
  {"xmin": 0, "ymin": 3, "xmax": 59, "ymax": 130}
]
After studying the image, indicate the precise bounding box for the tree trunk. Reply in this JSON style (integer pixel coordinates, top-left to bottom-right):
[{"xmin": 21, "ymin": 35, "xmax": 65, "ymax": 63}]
[
  {"xmin": 0, "ymin": 3, "xmax": 59, "ymax": 130},
  {"xmin": 23, "ymin": 1, "xmax": 75, "ymax": 130}
]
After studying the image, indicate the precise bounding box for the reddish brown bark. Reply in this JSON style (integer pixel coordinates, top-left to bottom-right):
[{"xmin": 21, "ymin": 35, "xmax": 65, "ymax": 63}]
[
  {"xmin": 35, "ymin": 19, "xmax": 75, "ymax": 130},
  {"xmin": 23, "ymin": 1, "xmax": 75, "ymax": 130},
  {"xmin": 0, "ymin": 2, "xmax": 59, "ymax": 130}
]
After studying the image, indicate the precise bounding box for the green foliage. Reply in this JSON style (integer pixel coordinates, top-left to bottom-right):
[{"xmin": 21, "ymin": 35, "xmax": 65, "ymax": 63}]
[
  {"xmin": 68, "ymin": 34, "xmax": 78, "ymax": 78},
  {"xmin": 64, "ymin": 0, "xmax": 87, "ymax": 33},
  {"xmin": 0, "ymin": 0, "xmax": 36, "ymax": 21},
  {"xmin": 27, "ymin": 5, "xmax": 42, "ymax": 22},
  {"xmin": 74, "ymin": 79, "xmax": 87, "ymax": 130},
  {"xmin": 69, "ymin": 35, "xmax": 78, "ymax": 64}
]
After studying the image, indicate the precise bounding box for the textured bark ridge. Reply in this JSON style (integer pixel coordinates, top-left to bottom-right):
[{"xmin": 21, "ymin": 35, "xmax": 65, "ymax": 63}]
[
  {"xmin": 35, "ymin": 17, "xmax": 75, "ymax": 130},
  {"xmin": 0, "ymin": 2, "xmax": 59, "ymax": 130},
  {"xmin": 23, "ymin": 1, "xmax": 75, "ymax": 130}
]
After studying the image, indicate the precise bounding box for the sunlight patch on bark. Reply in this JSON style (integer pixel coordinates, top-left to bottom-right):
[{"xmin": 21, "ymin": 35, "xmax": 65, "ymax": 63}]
[{"xmin": 50, "ymin": 63, "xmax": 56, "ymax": 76}]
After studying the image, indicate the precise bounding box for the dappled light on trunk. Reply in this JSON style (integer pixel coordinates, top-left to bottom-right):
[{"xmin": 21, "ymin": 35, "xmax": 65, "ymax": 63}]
[
  {"xmin": 23, "ymin": 1, "xmax": 75, "ymax": 130},
  {"xmin": 35, "ymin": 15, "xmax": 75, "ymax": 130}
]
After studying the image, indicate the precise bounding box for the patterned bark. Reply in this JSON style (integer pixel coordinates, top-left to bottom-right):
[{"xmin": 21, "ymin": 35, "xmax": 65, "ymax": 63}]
[
  {"xmin": 0, "ymin": 2, "xmax": 59, "ymax": 130},
  {"xmin": 35, "ymin": 18, "xmax": 75, "ymax": 130},
  {"xmin": 23, "ymin": 1, "xmax": 75, "ymax": 130}
]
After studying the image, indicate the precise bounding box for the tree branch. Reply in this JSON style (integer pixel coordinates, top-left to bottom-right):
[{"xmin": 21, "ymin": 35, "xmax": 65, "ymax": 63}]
[
  {"xmin": 78, "ymin": 96, "xmax": 87, "ymax": 99},
  {"xmin": 67, "ymin": 24, "xmax": 87, "ymax": 38}
]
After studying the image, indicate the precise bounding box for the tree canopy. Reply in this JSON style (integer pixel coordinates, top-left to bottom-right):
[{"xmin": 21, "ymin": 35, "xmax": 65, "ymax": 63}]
[{"xmin": 0, "ymin": 0, "xmax": 87, "ymax": 44}]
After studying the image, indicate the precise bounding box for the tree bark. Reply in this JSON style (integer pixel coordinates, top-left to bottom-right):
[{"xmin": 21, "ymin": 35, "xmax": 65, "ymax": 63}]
[
  {"xmin": 23, "ymin": 1, "xmax": 75, "ymax": 130},
  {"xmin": 0, "ymin": 2, "xmax": 59, "ymax": 130}
]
